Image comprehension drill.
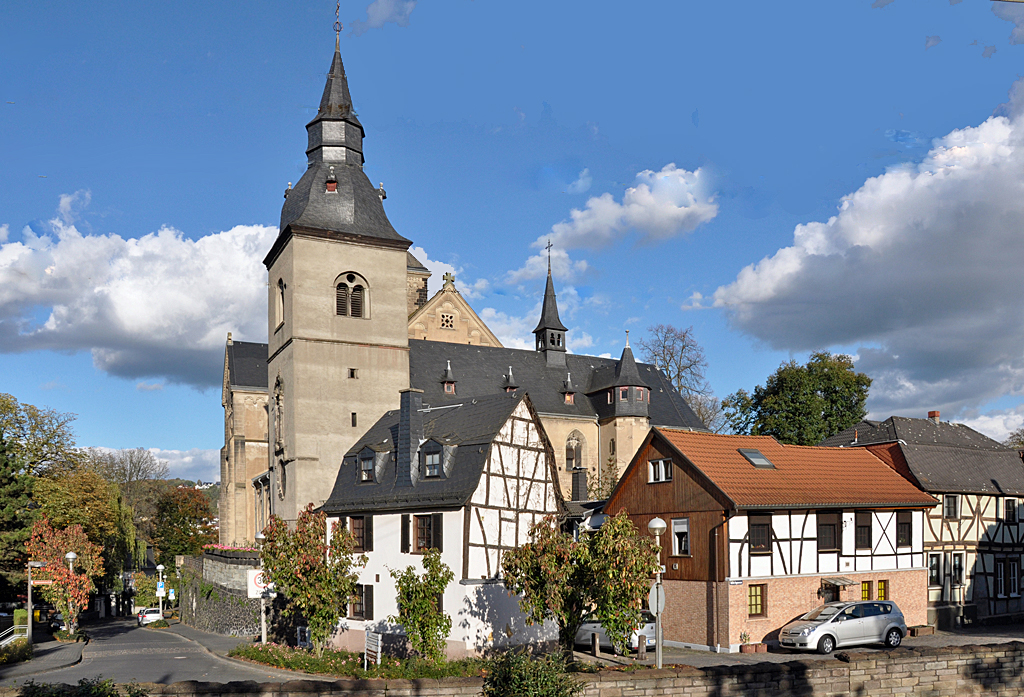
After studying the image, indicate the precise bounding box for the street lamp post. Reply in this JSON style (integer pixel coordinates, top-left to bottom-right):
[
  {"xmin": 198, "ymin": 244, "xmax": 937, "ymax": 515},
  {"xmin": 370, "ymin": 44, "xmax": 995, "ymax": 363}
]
[
  {"xmin": 156, "ymin": 564, "xmax": 165, "ymax": 618},
  {"xmin": 255, "ymin": 532, "xmax": 267, "ymax": 645},
  {"xmin": 64, "ymin": 552, "xmax": 78, "ymax": 632},
  {"xmin": 647, "ymin": 517, "xmax": 667, "ymax": 670},
  {"xmin": 26, "ymin": 561, "xmax": 45, "ymax": 645}
]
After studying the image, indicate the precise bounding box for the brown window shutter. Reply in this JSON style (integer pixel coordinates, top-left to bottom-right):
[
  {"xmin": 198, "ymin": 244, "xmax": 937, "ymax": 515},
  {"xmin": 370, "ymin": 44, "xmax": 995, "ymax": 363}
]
[
  {"xmin": 365, "ymin": 515, "xmax": 373, "ymax": 552},
  {"xmin": 351, "ymin": 285, "xmax": 364, "ymax": 318},
  {"xmin": 401, "ymin": 514, "xmax": 410, "ymax": 553},
  {"xmin": 432, "ymin": 513, "xmax": 443, "ymax": 551},
  {"xmin": 363, "ymin": 585, "xmax": 373, "ymax": 621},
  {"xmin": 336, "ymin": 284, "xmax": 348, "ymax": 316}
]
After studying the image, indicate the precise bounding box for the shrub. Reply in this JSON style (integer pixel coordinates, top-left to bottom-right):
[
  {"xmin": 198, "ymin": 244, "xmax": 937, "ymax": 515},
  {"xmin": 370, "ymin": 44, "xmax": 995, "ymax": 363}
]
[
  {"xmin": 0, "ymin": 638, "xmax": 32, "ymax": 665},
  {"xmin": 228, "ymin": 643, "xmax": 484, "ymax": 680},
  {"xmin": 388, "ymin": 547, "xmax": 454, "ymax": 664},
  {"xmin": 52, "ymin": 629, "xmax": 88, "ymax": 643},
  {"xmin": 147, "ymin": 620, "xmax": 169, "ymax": 629},
  {"xmin": 482, "ymin": 651, "xmax": 583, "ymax": 697},
  {"xmin": 21, "ymin": 678, "xmax": 147, "ymax": 697}
]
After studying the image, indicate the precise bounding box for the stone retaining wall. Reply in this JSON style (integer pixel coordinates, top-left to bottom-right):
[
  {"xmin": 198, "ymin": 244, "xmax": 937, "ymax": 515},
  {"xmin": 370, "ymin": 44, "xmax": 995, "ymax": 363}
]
[
  {"xmin": 180, "ymin": 555, "xmax": 260, "ymax": 638},
  {"xmin": 9, "ymin": 641, "xmax": 1022, "ymax": 696}
]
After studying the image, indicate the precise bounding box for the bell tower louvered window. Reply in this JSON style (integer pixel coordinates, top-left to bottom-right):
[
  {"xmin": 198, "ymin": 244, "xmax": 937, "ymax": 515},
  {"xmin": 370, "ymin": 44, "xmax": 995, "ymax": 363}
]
[{"xmin": 334, "ymin": 272, "xmax": 369, "ymax": 319}]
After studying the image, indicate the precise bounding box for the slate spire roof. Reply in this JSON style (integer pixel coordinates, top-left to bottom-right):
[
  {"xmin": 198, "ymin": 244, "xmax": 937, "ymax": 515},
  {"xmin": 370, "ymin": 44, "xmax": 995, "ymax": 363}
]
[
  {"xmin": 269, "ymin": 39, "xmax": 410, "ymax": 261},
  {"xmin": 610, "ymin": 334, "xmax": 648, "ymax": 388},
  {"xmin": 533, "ymin": 268, "xmax": 568, "ymax": 335}
]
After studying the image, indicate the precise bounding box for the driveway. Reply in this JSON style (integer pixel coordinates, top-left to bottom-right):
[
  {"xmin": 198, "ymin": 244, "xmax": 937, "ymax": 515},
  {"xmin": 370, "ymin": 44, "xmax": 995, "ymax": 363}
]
[
  {"xmin": 658, "ymin": 623, "xmax": 1024, "ymax": 668},
  {"xmin": 0, "ymin": 619, "xmax": 330, "ymax": 687}
]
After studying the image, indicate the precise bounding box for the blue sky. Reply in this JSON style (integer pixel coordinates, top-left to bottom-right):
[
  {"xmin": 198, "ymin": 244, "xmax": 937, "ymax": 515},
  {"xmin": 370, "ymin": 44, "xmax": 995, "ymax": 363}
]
[{"xmin": 3, "ymin": 0, "xmax": 1024, "ymax": 482}]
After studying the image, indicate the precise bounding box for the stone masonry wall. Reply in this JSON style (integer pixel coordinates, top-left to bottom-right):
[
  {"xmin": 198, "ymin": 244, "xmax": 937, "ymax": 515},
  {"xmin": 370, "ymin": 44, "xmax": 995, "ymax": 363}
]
[
  {"xmin": 12, "ymin": 641, "xmax": 1024, "ymax": 696},
  {"xmin": 180, "ymin": 554, "xmax": 261, "ymax": 637}
]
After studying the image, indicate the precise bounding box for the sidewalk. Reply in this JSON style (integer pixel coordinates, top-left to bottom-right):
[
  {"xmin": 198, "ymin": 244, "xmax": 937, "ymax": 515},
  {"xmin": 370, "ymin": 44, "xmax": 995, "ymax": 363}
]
[{"xmin": 0, "ymin": 638, "xmax": 83, "ymax": 681}]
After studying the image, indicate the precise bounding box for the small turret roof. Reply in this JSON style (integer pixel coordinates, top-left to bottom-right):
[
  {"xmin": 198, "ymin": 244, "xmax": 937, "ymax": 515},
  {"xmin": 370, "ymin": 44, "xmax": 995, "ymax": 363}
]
[{"xmin": 533, "ymin": 270, "xmax": 568, "ymax": 334}]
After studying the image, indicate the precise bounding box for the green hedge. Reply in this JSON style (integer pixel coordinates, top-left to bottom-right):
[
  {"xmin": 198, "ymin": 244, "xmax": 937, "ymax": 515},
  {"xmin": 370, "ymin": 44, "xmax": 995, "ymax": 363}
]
[
  {"xmin": 0, "ymin": 639, "xmax": 33, "ymax": 666},
  {"xmin": 228, "ymin": 643, "xmax": 484, "ymax": 679},
  {"xmin": 482, "ymin": 651, "xmax": 583, "ymax": 697},
  {"xmin": 13, "ymin": 609, "xmax": 27, "ymax": 626}
]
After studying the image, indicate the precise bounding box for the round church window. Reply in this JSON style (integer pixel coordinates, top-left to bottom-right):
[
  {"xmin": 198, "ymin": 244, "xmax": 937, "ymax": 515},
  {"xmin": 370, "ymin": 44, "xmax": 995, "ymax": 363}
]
[{"xmin": 347, "ymin": 274, "xmax": 356, "ymax": 283}]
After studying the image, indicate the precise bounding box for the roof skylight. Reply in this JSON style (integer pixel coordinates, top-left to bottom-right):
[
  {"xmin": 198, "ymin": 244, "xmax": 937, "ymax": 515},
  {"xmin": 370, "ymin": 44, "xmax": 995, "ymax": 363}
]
[{"xmin": 738, "ymin": 448, "xmax": 775, "ymax": 469}]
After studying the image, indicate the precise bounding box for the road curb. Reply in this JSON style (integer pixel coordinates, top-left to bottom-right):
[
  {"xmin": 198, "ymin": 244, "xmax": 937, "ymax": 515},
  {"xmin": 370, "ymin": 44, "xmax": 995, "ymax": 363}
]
[{"xmin": 0, "ymin": 644, "xmax": 84, "ymax": 682}]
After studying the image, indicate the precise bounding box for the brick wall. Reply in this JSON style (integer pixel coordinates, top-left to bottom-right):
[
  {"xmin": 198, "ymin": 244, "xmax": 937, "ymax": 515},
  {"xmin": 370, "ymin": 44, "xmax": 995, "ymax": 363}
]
[
  {"xmin": 11, "ymin": 642, "xmax": 1024, "ymax": 696},
  {"xmin": 727, "ymin": 569, "xmax": 927, "ymax": 647},
  {"xmin": 661, "ymin": 579, "xmax": 730, "ymax": 649}
]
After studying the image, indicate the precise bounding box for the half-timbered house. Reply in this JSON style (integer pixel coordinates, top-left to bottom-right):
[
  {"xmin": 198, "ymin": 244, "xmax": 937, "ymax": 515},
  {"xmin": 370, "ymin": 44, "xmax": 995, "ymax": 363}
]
[
  {"xmin": 822, "ymin": 411, "xmax": 1024, "ymax": 628},
  {"xmin": 604, "ymin": 428, "xmax": 936, "ymax": 652},
  {"xmin": 320, "ymin": 389, "xmax": 562, "ymax": 657}
]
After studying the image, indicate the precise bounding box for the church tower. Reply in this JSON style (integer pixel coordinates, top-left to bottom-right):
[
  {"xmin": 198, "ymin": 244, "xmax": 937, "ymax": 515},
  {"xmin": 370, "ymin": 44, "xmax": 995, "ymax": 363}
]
[
  {"xmin": 533, "ymin": 256, "xmax": 568, "ymax": 367},
  {"xmin": 262, "ymin": 36, "xmax": 412, "ymax": 523}
]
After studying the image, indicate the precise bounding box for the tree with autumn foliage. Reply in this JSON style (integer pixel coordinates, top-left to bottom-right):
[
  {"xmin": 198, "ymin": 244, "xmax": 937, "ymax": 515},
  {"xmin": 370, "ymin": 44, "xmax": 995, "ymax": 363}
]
[
  {"xmin": 25, "ymin": 519, "xmax": 103, "ymax": 632},
  {"xmin": 153, "ymin": 487, "xmax": 217, "ymax": 566},
  {"xmin": 502, "ymin": 512, "xmax": 660, "ymax": 656},
  {"xmin": 259, "ymin": 504, "xmax": 366, "ymax": 657}
]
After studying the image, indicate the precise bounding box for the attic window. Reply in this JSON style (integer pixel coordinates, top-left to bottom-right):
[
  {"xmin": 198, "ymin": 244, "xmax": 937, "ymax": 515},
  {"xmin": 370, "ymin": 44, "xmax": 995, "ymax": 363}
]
[
  {"xmin": 564, "ymin": 393, "xmax": 574, "ymax": 405},
  {"xmin": 444, "ymin": 382, "xmax": 456, "ymax": 394},
  {"xmin": 422, "ymin": 443, "xmax": 442, "ymax": 478},
  {"xmin": 738, "ymin": 449, "xmax": 775, "ymax": 469}
]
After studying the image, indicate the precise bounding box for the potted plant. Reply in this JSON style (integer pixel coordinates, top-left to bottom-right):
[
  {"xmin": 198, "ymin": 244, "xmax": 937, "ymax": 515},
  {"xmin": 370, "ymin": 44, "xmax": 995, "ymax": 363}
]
[{"xmin": 739, "ymin": 631, "xmax": 755, "ymax": 653}]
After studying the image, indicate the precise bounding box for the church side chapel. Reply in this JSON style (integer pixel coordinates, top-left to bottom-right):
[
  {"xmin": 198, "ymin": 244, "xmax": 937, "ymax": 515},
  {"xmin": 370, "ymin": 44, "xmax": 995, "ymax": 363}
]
[{"xmin": 219, "ymin": 34, "xmax": 707, "ymax": 552}]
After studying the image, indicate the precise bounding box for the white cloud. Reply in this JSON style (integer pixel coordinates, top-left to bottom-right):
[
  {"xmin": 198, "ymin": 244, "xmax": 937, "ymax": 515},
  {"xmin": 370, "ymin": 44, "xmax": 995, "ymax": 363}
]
[
  {"xmin": 410, "ymin": 245, "xmax": 490, "ymax": 299},
  {"xmin": 0, "ymin": 195, "xmax": 276, "ymax": 387},
  {"xmin": 960, "ymin": 406, "xmax": 1024, "ymax": 444},
  {"xmin": 546, "ymin": 164, "xmax": 717, "ymax": 251},
  {"xmin": 925, "ymin": 35, "xmax": 942, "ymax": 50},
  {"xmin": 57, "ymin": 190, "xmax": 90, "ymax": 225},
  {"xmin": 565, "ymin": 168, "xmax": 592, "ymax": 194},
  {"xmin": 993, "ymin": 2, "xmax": 1024, "ymax": 45},
  {"xmin": 713, "ymin": 78, "xmax": 1024, "ymax": 418},
  {"xmin": 350, "ymin": 0, "xmax": 417, "ymax": 36},
  {"xmin": 982, "ymin": 45, "xmax": 997, "ymax": 59},
  {"xmin": 478, "ymin": 306, "xmax": 537, "ymax": 350},
  {"xmin": 568, "ymin": 330, "xmax": 593, "ymax": 352},
  {"xmin": 506, "ymin": 247, "xmax": 589, "ymax": 284},
  {"xmin": 149, "ymin": 447, "xmax": 220, "ymax": 483},
  {"xmin": 136, "ymin": 381, "xmax": 164, "ymax": 391},
  {"xmin": 0, "ymin": 225, "xmax": 8, "ymax": 244}
]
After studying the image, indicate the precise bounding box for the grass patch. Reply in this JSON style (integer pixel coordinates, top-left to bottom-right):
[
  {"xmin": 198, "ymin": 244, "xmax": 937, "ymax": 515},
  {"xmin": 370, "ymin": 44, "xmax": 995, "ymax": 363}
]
[
  {"xmin": 145, "ymin": 620, "xmax": 170, "ymax": 629},
  {"xmin": 0, "ymin": 638, "xmax": 32, "ymax": 665},
  {"xmin": 228, "ymin": 643, "xmax": 486, "ymax": 679}
]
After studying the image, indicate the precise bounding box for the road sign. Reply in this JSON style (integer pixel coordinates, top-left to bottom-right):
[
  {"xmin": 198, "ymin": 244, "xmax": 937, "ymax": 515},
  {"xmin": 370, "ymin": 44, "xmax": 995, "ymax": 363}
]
[
  {"xmin": 648, "ymin": 582, "xmax": 665, "ymax": 615},
  {"xmin": 156, "ymin": 581, "xmax": 165, "ymax": 598},
  {"xmin": 247, "ymin": 569, "xmax": 276, "ymax": 599},
  {"xmin": 30, "ymin": 579, "xmax": 53, "ymax": 586},
  {"xmin": 168, "ymin": 588, "xmax": 175, "ymax": 601},
  {"xmin": 364, "ymin": 631, "xmax": 382, "ymax": 670}
]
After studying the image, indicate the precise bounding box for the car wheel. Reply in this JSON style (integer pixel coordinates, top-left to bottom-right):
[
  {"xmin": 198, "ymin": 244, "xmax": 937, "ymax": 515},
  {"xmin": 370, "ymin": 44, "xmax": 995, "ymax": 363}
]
[
  {"xmin": 817, "ymin": 635, "xmax": 835, "ymax": 655},
  {"xmin": 884, "ymin": 628, "xmax": 902, "ymax": 648}
]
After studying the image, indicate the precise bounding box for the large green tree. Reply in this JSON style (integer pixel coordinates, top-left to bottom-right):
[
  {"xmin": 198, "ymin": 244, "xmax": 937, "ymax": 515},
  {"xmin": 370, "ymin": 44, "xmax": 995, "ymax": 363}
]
[
  {"xmin": 260, "ymin": 504, "xmax": 365, "ymax": 657},
  {"xmin": 153, "ymin": 487, "xmax": 217, "ymax": 565},
  {"xmin": 0, "ymin": 393, "xmax": 82, "ymax": 476},
  {"xmin": 723, "ymin": 351, "xmax": 871, "ymax": 445},
  {"xmin": 502, "ymin": 512, "xmax": 659, "ymax": 656},
  {"xmin": 0, "ymin": 436, "xmax": 35, "ymax": 595}
]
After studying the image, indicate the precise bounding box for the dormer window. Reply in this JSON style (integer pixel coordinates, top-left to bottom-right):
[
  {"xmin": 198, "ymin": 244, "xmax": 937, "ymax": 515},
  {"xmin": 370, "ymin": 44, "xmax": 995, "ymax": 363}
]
[
  {"xmin": 326, "ymin": 165, "xmax": 338, "ymax": 193},
  {"xmin": 564, "ymin": 393, "xmax": 574, "ymax": 405},
  {"xmin": 422, "ymin": 442, "xmax": 442, "ymax": 478},
  {"xmin": 620, "ymin": 387, "xmax": 628, "ymax": 401},
  {"xmin": 444, "ymin": 382, "xmax": 456, "ymax": 394},
  {"xmin": 359, "ymin": 449, "xmax": 375, "ymax": 483}
]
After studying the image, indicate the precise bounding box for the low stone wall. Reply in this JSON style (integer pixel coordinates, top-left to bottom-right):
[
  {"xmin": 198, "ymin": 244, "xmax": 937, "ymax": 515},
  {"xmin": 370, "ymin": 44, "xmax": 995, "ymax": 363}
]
[
  {"xmin": 180, "ymin": 555, "xmax": 260, "ymax": 638},
  {"xmin": 10, "ymin": 641, "xmax": 1022, "ymax": 696}
]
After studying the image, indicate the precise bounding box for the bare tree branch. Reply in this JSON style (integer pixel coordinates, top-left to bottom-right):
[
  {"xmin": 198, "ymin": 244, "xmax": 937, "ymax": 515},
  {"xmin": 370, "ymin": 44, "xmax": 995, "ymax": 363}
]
[{"xmin": 636, "ymin": 324, "xmax": 711, "ymax": 398}]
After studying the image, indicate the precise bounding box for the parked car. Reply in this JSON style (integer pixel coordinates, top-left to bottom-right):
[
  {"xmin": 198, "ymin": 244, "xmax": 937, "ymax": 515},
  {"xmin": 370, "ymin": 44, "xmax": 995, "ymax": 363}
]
[
  {"xmin": 574, "ymin": 611, "xmax": 657, "ymax": 654},
  {"xmin": 779, "ymin": 601, "xmax": 907, "ymax": 655},
  {"xmin": 137, "ymin": 608, "xmax": 162, "ymax": 626}
]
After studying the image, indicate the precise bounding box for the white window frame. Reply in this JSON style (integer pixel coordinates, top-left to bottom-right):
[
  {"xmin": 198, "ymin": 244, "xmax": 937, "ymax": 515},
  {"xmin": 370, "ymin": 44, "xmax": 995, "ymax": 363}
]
[
  {"xmin": 359, "ymin": 455, "xmax": 374, "ymax": 483},
  {"xmin": 424, "ymin": 450, "xmax": 441, "ymax": 478},
  {"xmin": 997, "ymin": 560, "xmax": 1006, "ymax": 598},
  {"xmin": 648, "ymin": 458, "xmax": 672, "ymax": 483},
  {"xmin": 1012, "ymin": 560, "xmax": 1020, "ymax": 596},
  {"xmin": 671, "ymin": 518, "xmax": 690, "ymax": 556},
  {"xmin": 952, "ymin": 552, "xmax": 965, "ymax": 586},
  {"xmin": 928, "ymin": 553, "xmax": 941, "ymax": 587}
]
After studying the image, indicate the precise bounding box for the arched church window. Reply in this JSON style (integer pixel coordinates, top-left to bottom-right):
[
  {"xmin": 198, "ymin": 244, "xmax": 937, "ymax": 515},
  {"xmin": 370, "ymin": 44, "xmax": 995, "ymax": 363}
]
[
  {"xmin": 566, "ymin": 431, "xmax": 585, "ymax": 472},
  {"xmin": 334, "ymin": 273, "xmax": 369, "ymax": 319}
]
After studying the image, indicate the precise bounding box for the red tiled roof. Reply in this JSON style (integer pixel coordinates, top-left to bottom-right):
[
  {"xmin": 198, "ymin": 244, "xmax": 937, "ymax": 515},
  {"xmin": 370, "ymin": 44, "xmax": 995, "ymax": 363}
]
[{"xmin": 658, "ymin": 429, "xmax": 936, "ymax": 509}]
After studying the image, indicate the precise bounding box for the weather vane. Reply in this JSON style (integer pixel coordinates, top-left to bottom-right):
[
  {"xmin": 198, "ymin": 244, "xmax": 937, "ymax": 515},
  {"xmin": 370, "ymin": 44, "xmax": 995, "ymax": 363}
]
[{"xmin": 335, "ymin": 1, "xmax": 342, "ymax": 38}]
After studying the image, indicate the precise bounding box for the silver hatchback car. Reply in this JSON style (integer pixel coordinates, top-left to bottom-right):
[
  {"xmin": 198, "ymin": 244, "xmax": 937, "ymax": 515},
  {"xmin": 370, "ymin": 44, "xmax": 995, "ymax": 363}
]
[{"xmin": 779, "ymin": 601, "xmax": 907, "ymax": 655}]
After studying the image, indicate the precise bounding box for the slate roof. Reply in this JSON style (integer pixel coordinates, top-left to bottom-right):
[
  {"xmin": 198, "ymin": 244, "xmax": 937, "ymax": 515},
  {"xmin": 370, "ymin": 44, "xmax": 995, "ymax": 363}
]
[
  {"xmin": 321, "ymin": 392, "xmax": 529, "ymax": 515},
  {"xmin": 407, "ymin": 252, "xmax": 429, "ymax": 274},
  {"xmin": 652, "ymin": 429, "xmax": 936, "ymax": 509},
  {"xmin": 533, "ymin": 270, "xmax": 568, "ymax": 334},
  {"xmin": 408, "ymin": 340, "xmax": 703, "ymax": 428},
  {"xmin": 226, "ymin": 341, "xmax": 268, "ymax": 390},
  {"xmin": 822, "ymin": 416, "xmax": 1024, "ymax": 496}
]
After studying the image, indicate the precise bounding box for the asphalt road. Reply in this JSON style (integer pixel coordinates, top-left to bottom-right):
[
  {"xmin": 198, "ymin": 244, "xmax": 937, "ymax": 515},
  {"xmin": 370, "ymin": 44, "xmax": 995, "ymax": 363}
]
[{"xmin": 1, "ymin": 620, "xmax": 325, "ymax": 687}]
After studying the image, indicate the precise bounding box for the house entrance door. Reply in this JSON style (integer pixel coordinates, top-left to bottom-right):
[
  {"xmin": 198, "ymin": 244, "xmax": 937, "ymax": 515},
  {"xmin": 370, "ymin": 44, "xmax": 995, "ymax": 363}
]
[{"xmin": 819, "ymin": 583, "xmax": 839, "ymax": 603}]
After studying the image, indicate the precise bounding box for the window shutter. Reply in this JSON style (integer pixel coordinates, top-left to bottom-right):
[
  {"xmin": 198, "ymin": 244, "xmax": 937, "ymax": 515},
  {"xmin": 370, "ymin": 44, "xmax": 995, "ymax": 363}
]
[
  {"xmin": 365, "ymin": 515, "xmax": 373, "ymax": 552},
  {"xmin": 336, "ymin": 284, "xmax": 348, "ymax": 316},
  {"xmin": 401, "ymin": 514, "xmax": 410, "ymax": 553},
  {"xmin": 432, "ymin": 513, "xmax": 443, "ymax": 551},
  {"xmin": 363, "ymin": 585, "xmax": 374, "ymax": 621},
  {"xmin": 351, "ymin": 285, "xmax": 364, "ymax": 318}
]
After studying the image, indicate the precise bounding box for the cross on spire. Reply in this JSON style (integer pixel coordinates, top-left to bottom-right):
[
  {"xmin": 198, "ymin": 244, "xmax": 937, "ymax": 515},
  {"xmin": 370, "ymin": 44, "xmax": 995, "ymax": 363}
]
[{"xmin": 545, "ymin": 239, "xmax": 553, "ymax": 273}]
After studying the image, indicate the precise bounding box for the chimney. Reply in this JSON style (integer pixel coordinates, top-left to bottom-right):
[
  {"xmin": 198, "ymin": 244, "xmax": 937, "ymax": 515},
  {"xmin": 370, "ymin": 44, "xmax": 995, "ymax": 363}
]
[
  {"xmin": 928, "ymin": 410, "xmax": 940, "ymax": 425},
  {"xmin": 571, "ymin": 468, "xmax": 588, "ymax": 501},
  {"xmin": 397, "ymin": 389, "xmax": 424, "ymax": 488}
]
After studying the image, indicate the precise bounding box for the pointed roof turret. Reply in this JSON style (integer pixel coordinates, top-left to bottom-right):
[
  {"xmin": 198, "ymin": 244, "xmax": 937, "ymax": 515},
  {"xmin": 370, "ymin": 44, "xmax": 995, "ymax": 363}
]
[
  {"xmin": 441, "ymin": 360, "xmax": 457, "ymax": 383},
  {"xmin": 533, "ymin": 243, "xmax": 568, "ymax": 366},
  {"xmin": 268, "ymin": 38, "xmax": 410, "ymax": 265},
  {"xmin": 611, "ymin": 332, "xmax": 649, "ymax": 388},
  {"xmin": 533, "ymin": 269, "xmax": 569, "ymax": 335}
]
